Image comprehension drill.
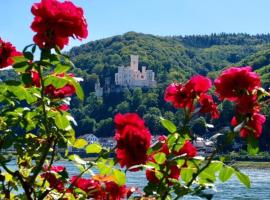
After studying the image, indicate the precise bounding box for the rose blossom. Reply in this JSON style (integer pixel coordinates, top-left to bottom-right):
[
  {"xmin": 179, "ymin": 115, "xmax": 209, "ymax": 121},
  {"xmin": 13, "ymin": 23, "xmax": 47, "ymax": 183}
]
[
  {"xmin": 41, "ymin": 165, "xmax": 66, "ymax": 192},
  {"xmin": 231, "ymin": 113, "xmax": 266, "ymax": 138},
  {"xmin": 186, "ymin": 75, "xmax": 212, "ymax": 93},
  {"xmin": 114, "ymin": 113, "xmax": 151, "ymax": 170},
  {"xmin": 240, "ymin": 113, "xmax": 266, "ymax": 138},
  {"xmin": 31, "ymin": 0, "xmax": 88, "ymax": 49},
  {"xmin": 58, "ymin": 104, "xmax": 69, "ymax": 111},
  {"xmin": 235, "ymin": 94, "xmax": 260, "ymax": 115},
  {"xmin": 70, "ymin": 176, "xmax": 101, "ymax": 198},
  {"xmin": 146, "ymin": 164, "xmax": 180, "ymax": 185},
  {"xmin": 214, "ymin": 66, "xmax": 261, "ymax": 101},
  {"xmin": 45, "ymin": 73, "xmax": 76, "ymax": 98},
  {"xmin": 0, "ymin": 38, "xmax": 21, "ymax": 68},
  {"xmin": 199, "ymin": 93, "xmax": 220, "ymax": 119},
  {"xmin": 164, "ymin": 75, "xmax": 212, "ymax": 111},
  {"xmin": 105, "ymin": 181, "xmax": 127, "ymax": 200},
  {"xmin": 146, "ymin": 136, "xmax": 197, "ymax": 185},
  {"xmin": 176, "ymin": 140, "xmax": 197, "ymax": 157},
  {"xmin": 164, "ymin": 83, "xmax": 195, "ymax": 111}
]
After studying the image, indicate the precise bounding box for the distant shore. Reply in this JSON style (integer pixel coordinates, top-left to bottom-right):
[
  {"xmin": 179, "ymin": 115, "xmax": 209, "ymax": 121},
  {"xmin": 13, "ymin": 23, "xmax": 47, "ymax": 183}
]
[
  {"xmin": 230, "ymin": 161, "xmax": 270, "ymax": 169},
  {"xmin": 79, "ymin": 158, "xmax": 270, "ymax": 169}
]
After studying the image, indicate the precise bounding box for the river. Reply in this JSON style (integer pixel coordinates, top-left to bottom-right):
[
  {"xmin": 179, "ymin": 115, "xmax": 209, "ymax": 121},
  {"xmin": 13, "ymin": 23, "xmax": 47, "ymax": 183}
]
[
  {"xmin": 5, "ymin": 161, "xmax": 270, "ymax": 199},
  {"xmin": 53, "ymin": 161, "xmax": 270, "ymax": 200}
]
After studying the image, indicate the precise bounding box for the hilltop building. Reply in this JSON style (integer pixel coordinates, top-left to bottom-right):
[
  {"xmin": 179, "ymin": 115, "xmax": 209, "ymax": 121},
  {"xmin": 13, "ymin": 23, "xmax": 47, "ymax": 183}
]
[{"xmin": 115, "ymin": 55, "xmax": 156, "ymax": 88}]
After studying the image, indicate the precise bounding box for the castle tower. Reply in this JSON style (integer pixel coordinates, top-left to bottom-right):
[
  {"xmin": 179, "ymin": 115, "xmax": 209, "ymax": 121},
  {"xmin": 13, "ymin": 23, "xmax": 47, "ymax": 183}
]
[
  {"xmin": 95, "ymin": 80, "xmax": 103, "ymax": 98},
  {"xmin": 130, "ymin": 55, "xmax": 139, "ymax": 71},
  {"xmin": 104, "ymin": 77, "xmax": 111, "ymax": 93}
]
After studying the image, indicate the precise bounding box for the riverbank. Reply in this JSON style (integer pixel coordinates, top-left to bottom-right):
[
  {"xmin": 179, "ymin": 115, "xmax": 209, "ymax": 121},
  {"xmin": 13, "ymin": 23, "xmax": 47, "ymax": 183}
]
[
  {"xmin": 230, "ymin": 161, "xmax": 270, "ymax": 169},
  {"xmin": 74, "ymin": 158, "xmax": 270, "ymax": 169}
]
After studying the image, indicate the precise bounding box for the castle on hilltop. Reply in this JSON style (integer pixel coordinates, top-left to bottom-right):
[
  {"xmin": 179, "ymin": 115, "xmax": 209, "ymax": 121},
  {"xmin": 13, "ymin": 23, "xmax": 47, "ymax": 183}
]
[
  {"xmin": 95, "ymin": 55, "xmax": 156, "ymax": 97},
  {"xmin": 115, "ymin": 55, "xmax": 156, "ymax": 88}
]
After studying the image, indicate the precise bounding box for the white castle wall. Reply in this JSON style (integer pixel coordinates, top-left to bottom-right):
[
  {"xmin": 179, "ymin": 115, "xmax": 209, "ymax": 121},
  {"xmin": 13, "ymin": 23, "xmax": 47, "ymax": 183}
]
[{"xmin": 115, "ymin": 55, "xmax": 156, "ymax": 88}]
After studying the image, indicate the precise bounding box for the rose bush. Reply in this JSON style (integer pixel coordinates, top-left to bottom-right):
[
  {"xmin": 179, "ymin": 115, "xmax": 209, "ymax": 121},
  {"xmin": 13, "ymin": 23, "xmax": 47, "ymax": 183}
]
[{"xmin": 0, "ymin": 0, "xmax": 269, "ymax": 199}]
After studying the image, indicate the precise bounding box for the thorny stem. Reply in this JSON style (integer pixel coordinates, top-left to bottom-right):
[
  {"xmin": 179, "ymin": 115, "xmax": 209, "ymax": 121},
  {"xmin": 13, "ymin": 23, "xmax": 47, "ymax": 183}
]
[
  {"xmin": 30, "ymin": 51, "xmax": 54, "ymax": 188},
  {"xmin": 159, "ymin": 109, "xmax": 191, "ymax": 200}
]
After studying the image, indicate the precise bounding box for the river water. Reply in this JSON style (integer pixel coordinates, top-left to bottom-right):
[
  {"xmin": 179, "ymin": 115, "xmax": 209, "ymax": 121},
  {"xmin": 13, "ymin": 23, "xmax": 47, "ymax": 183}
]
[
  {"xmin": 6, "ymin": 161, "xmax": 270, "ymax": 199},
  {"xmin": 53, "ymin": 161, "xmax": 270, "ymax": 200}
]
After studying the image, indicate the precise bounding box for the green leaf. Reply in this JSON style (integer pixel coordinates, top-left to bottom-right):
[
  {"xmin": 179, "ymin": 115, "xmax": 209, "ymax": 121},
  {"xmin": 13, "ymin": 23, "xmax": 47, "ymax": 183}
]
[
  {"xmin": 8, "ymin": 85, "xmax": 37, "ymax": 104},
  {"xmin": 219, "ymin": 165, "xmax": 234, "ymax": 182},
  {"xmin": 181, "ymin": 168, "xmax": 193, "ymax": 183},
  {"xmin": 235, "ymin": 171, "xmax": 250, "ymax": 188},
  {"xmin": 55, "ymin": 113, "xmax": 70, "ymax": 130},
  {"xmin": 147, "ymin": 142, "xmax": 162, "ymax": 155},
  {"xmin": 167, "ymin": 133, "xmax": 178, "ymax": 148},
  {"xmin": 13, "ymin": 61, "xmax": 30, "ymax": 73},
  {"xmin": 69, "ymin": 154, "xmax": 86, "ymax": 165},
  {"xmin": 44, "ymin": 76, "xmax": 69, "ymax": 89},
  {"xmin": 247, "ymin": 136, "xmax": 259, "ymax": 155},
  {"xmin": 97, "ymin": 160, "xmax": 113, "ymax": 175},
  {"xmin": 153, "ymin": 152, "xmax": 166, "ymax": 165},
  {"xmin": 73, "ymin": 138, "xmax": 88, "ymax": 149},
  {"xmin": 23, "ymin": 51, "xmax": 33, "ymax": 60},
  {"xmin": 155, "ymin": 170, "xmax": 163, "ymax": 180},
  {"xmin": 86, "ymin": 143, "xmax": 102, "ymax": 154},
  {"xmin": 12, "ymin": 55, "xmax": 27, "ymax": 63},
  {"xmin": 160, "ymin": 117, "xmax": 177, "ymax": 133},
  {"xmin": 112, "ymin": 169, "xmax": 126, "ymax": 186},
  {"xmin": 54, "ymin": 64, "xmax": 70, "ymax": 73},
  {"xmin": 70, "ymin": 78, "xmax": 84, "ymax": 100}
]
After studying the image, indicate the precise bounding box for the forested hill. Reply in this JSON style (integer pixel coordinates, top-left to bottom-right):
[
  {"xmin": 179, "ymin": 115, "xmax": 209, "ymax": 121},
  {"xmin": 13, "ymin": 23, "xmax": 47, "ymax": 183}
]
[
  {"xmin": 69, "ymin": 32, "xmax": 270, "ymax": 87},
  {"xmin": 66, "ymin": 32, "xmax": 270, "ymax": 150}
]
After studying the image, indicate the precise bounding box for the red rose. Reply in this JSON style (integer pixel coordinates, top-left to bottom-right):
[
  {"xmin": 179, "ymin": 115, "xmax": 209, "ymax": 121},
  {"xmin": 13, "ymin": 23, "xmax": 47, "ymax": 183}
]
[
  {"xmin": 45, "ymin": 73, "xmax": 76, "ymax": 98},
  {"xmin": 45, "ymin": 84, "xmax": 75, "ymax": 98},
  {"xmin": 31, "ymin": 0, "xmax": 88, "ymax": 49},
  {"xmin": 231, "ymin": 116, "xmax": 238, "ymax": 127},
  {"xmin": 146, "ymin": 164, "xmax": 180, "ymax": 185},
  {"xmin": 199, "ymin": 93, "xmax": 220, "ymax": 119},
  {"xmin": 58, "ymin": 104, "xmax": 69, "ymax": 111},
  {"xmin": 41, "ymin": 165, "xmax": 66, "ymax": 192},
  {"xmin": 214, "ymin": 66, "xmax": 261, "ymax": 101},
  {"xmin": 31, "ymin": 70, "xmax": 41, "ymax": 87},
  {"xmin": 45, "ymin": 165, "xmax": 65, "ymax": 173},
  {"xmin": 146, "ymin": 153, "xmax": 180, "ymax": 185},
  {"xmin": 176, "ymin": 140, "xmax": 197, "ymax": 158},
  {"xmin": 105, "ymin": 181, "xmax": 127, "ymax": 200},
  {"xmin": 240, "ymin": 113, "xmax": 266, "ymax": 138},
  {"xmin": 235, "ymin": 94, "xmax": 260, "ymax": 115},
  {"xmin": 164, "ymin": 75, "xmax": 212, "ymax": 111},
  {"xmin": 146, "ymin": 136, "xmax": 181, "ymax": 185},
  {"xmin": 0, "ymin": 38, "xmax": 21, "ymax": 68},
  {"xmin": 164, "ymin": 83, "xmax": 195, "ymax": 111},
  {"xmin": 70, "ymin": 176, "xmax": 101, "ymax": 198},
  {"xmin": 114, "ymin": 113, "xmax": 151, "ymax": 171},
  {"xmin": 156, "ymin": 135, "xmax": 170, "ymax": 155},
  {"xmin": 186, "ymin": 75, "xmax": 212, "ymax": 93}
]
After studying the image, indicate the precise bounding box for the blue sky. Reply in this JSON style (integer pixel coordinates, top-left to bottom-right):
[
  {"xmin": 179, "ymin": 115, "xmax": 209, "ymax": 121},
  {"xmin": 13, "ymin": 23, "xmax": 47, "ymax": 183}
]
[{"xmin": 1, "ymin": 0, "xmax": 270, "ymax": 51}]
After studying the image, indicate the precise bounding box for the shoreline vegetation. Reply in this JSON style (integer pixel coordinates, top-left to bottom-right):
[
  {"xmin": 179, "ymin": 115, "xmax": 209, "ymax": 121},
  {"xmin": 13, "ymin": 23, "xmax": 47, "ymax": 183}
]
[
  {"xmin": 79, "ymin": 157, "xmax": 270, "ymax": 168},
  {"xmin": 231, "ymin": 161, "xmax": 270, "ymax": 169}
]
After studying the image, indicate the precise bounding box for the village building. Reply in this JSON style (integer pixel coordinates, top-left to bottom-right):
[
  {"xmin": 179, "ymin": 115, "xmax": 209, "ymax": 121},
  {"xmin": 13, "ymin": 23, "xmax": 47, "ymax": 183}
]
[{"xmin": 115, "ymin": 55, "xmax": 156, "ymax": 88}]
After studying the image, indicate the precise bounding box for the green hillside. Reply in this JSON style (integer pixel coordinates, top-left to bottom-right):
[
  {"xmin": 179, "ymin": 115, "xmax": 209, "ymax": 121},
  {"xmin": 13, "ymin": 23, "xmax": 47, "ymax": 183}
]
[
  {"xmin": 3, "ymin": 32, "xmax": 270, "ymax": 149},
  {"xmin": 67, "ymin": 32, "xmax": 270, "ymax": 150}
]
